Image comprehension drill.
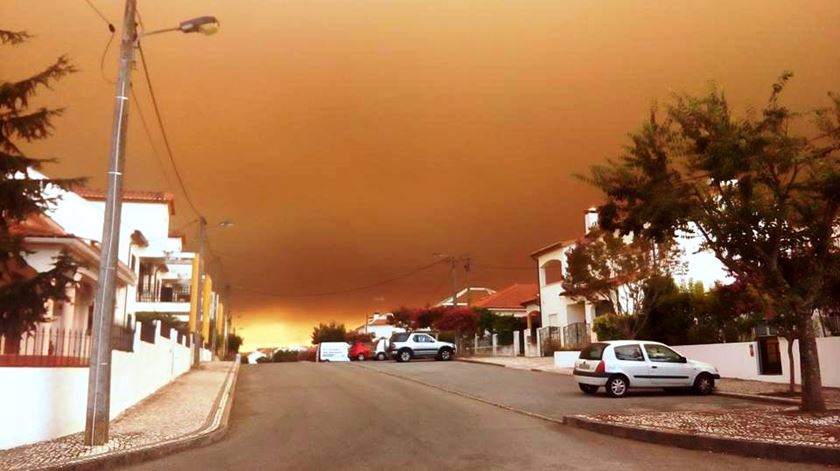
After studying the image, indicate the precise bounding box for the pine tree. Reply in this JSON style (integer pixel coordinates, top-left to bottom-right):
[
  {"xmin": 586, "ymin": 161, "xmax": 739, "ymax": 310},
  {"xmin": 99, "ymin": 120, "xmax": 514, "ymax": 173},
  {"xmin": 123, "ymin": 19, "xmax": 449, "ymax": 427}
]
[{"xmin": 0, "ymin": 29, "xmax": 82, "ymax": 340}]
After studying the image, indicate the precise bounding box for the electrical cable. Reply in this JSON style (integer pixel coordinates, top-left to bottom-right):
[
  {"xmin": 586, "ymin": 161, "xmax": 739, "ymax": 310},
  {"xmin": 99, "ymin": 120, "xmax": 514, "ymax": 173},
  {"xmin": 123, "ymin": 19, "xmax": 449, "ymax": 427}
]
[
  {"xmin": 130, "ymin": 83, "xmax": 178, "ymax": 192},
  {"xmin": 472, "ymin": 263, "xmax": 535, "ymax": 270},
  {"xmin": 234, "ymin": 260, "xmax": 444, "ymax": 299},
  {"xmin": 135, "ymin": 41, "xmax": 202, "ymax": 219},
  {"xmin": 82, "ymin": 0, "xmax": 117, "ymax": 84}
]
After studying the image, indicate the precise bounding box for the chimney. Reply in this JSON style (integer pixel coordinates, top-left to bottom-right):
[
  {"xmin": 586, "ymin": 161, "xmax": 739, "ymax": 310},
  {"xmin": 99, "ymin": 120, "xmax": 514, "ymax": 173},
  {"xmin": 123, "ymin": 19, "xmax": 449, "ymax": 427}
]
[{"xmin": 584, "ymin": 207, "xmax": 599, "ymax": 233}]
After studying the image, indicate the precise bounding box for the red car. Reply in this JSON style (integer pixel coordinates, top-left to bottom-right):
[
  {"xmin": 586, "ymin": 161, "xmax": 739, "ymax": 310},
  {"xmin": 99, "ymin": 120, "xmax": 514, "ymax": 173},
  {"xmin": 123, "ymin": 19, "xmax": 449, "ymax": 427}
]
[{"xmin": 349, "ymin": 342, "xmax": 371, "ymax": 361}]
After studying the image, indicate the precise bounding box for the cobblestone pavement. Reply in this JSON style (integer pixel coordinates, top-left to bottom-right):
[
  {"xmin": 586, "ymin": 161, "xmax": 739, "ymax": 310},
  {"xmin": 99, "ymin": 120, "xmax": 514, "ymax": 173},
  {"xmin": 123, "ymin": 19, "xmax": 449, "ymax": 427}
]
[
  {"xmin": 582, "ymin": 409, "xmax": 840, "ymax": 449},
  {"xmin": 0, "ymin": 361, "xmax": 232, "ymax": 471}
]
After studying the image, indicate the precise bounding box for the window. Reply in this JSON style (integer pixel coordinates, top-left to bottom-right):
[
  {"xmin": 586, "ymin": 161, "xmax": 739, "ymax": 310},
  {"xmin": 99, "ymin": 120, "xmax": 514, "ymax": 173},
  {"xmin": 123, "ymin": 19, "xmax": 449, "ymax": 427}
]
[
  {"xmin": 614, "ymin": 344, "xmax": 644, "ymax": 361},
  {"xmin": 579, "ymin": 343, "xmax": 607, "ymax": 360},
  {"xmin": 391, "ymin": 333, "xmax": 409, "ymax": 342},
  {"xmin": 541, "ymin": 260, "xmax": 563, "ymax": 285},
  {"xmin": 643, "ymin": 344, "xmax": 683, "ymax": 362},
  {"xmin": 414, "ymin": 334, "xmax": 433, "ymax": 343}
]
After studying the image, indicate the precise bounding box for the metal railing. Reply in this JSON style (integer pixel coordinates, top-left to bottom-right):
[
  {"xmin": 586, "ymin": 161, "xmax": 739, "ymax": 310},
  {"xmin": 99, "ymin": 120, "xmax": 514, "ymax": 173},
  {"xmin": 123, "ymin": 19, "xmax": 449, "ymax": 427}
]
[
  {"xmin": 563, "ymin": 322, "xmax": 591, "ymax": 350},
  {"xmin": 0, "ymin": 325, "xmax": 135, "ymax": 366}
]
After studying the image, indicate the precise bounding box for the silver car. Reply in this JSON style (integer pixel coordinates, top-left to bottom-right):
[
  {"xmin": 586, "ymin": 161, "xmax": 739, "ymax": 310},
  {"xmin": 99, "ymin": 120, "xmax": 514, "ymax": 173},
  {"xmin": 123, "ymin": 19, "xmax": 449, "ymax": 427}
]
[{"xmin": 573, "ymin": 340, "xmax": 720, "ymax": 397}]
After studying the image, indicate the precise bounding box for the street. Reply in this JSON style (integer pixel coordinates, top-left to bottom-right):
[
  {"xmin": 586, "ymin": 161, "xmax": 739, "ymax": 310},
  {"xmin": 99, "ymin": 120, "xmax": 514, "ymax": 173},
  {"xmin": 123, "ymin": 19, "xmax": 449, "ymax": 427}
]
[{"xmin": 126, "ymin": 362, "xmax": 821, "ymax": 470}]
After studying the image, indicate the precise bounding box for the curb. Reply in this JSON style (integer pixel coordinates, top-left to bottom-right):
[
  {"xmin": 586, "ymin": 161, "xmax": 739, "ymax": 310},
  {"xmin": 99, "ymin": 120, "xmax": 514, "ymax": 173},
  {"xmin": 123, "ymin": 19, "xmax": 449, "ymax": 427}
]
[
  {"xmin": 42, "ymin": 360, "xmax": 240, "ymax": 471},
  {"xmin": 456, "ymin": 358, "xmax": 507, "ymax": 368},
  {"xmin": 563, "ymin": 415, "xmax": 840, "ymax": 465},
  {"xmin": 714, "ymin": 390, "xmax": 802, "ymax": 406}
]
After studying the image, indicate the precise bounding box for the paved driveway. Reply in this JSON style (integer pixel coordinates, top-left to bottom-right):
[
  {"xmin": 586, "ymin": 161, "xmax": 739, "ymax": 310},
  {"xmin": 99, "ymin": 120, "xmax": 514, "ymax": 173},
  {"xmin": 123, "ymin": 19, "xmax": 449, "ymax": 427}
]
[
  {"xmin": 359, "ymin": 359, "xmax": 770, "ymax": 418},
  {"xmin": 125, "ymin": 363, "xmax": 816, "ymax": 471}
]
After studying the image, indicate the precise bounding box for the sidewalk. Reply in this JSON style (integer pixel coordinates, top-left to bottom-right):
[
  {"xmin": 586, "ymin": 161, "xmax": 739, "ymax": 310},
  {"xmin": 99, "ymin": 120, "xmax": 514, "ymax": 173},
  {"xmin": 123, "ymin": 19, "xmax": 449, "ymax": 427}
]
[
  {"xmin": 0, "ymin": 361, "xmax": 236, "ymax": 471},
  {"xmin": 460, "ymin": 356, "xmax": 570, "ymax": 374}
]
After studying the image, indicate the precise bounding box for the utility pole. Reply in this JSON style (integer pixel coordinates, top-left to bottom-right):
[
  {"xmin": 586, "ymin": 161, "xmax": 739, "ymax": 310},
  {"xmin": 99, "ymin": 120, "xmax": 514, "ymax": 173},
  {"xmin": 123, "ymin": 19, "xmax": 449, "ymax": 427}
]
[
  {"xmin": 449, "ymin": 256, "xmax": 458, "ymax": 307},
  {"xmin": 193, "ymin": 216, "xmax": 207, "ymax": 366},
  {"xmin": 84, "ymin": 0, "xmax": 136, "ymax": 446},
  {"xmin": 463, "ymin": 257, "xmax": 471, "ymax": 307}
]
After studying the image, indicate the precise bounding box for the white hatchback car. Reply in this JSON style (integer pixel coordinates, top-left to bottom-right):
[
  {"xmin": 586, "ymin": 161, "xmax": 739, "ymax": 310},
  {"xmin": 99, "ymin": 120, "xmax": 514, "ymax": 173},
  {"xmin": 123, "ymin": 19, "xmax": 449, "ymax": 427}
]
[{"xmin": 573, "ymin": 340, "xmax": 720, "ymax": 397}]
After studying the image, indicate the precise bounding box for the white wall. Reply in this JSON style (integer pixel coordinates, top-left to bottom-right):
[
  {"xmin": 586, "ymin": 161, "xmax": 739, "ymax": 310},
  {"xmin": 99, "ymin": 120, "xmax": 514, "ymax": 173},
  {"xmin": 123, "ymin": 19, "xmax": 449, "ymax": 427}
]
[
  {"xmin": 673, "ymin": 337, "xmax": 840, "ymax": 388},
  {"xmin": 0, "ymin": 322, "xmax": 198, "ymax": 450}
]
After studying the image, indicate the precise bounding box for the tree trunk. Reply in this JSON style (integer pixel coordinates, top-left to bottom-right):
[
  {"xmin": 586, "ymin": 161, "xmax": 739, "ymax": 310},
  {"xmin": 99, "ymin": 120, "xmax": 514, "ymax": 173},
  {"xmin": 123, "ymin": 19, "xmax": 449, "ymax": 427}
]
[
  {"xmin": 785, "ymin": 335, "xmax": 795, "ymax": 394},
  {"xmin": 797, "ymin": 314, "xmax": 826, "ymax": 412}
]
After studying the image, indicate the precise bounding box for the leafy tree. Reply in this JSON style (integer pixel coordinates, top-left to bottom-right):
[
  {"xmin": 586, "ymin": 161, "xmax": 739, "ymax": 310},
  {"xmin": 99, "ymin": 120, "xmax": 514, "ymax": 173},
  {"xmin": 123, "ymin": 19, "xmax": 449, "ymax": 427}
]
[
  {"xmin": 1, "ymin": 29, "xmax": 81, "ymax": 340},
  {"xmin": 415, "ymin": 306, "xmax": 445, "ymax": 329},
  {"xmin": 561, "ymin": 229, "xmax": 682, "ymax": 338},
  {"xmin": 586, "ymin": 74, "xmax": 840, "ymax": 411},
  {"xmin": 311, "ymin": 320, "xmax": 346, "ymax": 344},
  {"xmin": 432, "ymin": 307, "xmax": 479, "ymax": 337},
  {"xmin": 345, "ymin": 331, "xmax": 373, "ymax": 344},
  {"xmin": 227, "ymin": 333, "xmax": 243, "ymax": 354}
]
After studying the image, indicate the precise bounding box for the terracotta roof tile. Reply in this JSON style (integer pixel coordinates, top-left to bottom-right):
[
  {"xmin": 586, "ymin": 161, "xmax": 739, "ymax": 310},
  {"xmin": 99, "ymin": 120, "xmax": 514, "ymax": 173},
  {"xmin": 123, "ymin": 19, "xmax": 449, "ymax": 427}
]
[
  {"xmin": 473, "ymin": 283, "xmax": 539, "ymax": 310},
  {"xmin": 8, "ymin": 214, "xmax": 69, "ymax": 237}
]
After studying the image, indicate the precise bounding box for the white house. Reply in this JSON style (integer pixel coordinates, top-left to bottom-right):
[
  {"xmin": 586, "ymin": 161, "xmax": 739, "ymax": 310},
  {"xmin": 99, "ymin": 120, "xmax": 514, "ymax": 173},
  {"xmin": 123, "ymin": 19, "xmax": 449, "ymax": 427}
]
[
  {"xmin": 435, "ymin": 287, "xmax": 496, "ymax": 307},
  {"xmin": 354, "ymin": 313, "xmax": 406, "ymax": 341},
  {"xmin": 532, "ymin": 208, "xmax": 730, "ymax": 348}
]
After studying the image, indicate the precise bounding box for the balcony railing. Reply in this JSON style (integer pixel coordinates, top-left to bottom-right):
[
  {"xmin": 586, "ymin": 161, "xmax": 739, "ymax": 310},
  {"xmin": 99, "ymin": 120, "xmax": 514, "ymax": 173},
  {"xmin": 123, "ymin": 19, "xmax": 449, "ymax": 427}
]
[{"xmin": 136, "ymin": 291, "xmax": 191, "ymax": 303}]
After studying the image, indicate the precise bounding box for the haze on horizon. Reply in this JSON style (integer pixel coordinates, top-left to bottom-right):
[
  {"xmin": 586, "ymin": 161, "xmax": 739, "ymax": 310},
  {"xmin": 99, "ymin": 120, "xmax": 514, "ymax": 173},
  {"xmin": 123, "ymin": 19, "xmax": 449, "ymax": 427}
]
[{"xmin": 2, "ymin": 0, "xmax": 838, "ymax": 350}]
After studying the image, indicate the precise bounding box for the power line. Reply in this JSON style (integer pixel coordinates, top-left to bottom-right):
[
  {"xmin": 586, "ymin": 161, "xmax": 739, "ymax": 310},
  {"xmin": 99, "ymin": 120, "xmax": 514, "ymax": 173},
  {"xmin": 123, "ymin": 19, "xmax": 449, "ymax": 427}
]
[
  {"xmin": 83, "ymin": 0, "xmax": 114, "ymax": 29},
  {"xmin": 234, "ymin": 261, "xmax": 444, "ymax": 299},
  {"xmin": 135, "ymin": 40, "xmax": 202, "ymax": 218},
  {"xmin": 129, "ymin": 83, "xmax": 177, "ymax": 192},
  {"xmin": 472, "ymin": 263, "xmax": 535, "ymax": 270}
]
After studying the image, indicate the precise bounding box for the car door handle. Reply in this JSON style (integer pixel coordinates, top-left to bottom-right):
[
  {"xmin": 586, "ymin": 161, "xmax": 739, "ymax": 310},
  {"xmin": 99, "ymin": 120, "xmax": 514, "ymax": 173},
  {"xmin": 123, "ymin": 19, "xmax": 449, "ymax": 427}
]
[{"xmin": 651, "ymin": 365, "xmax": 658, "ymax": 369}]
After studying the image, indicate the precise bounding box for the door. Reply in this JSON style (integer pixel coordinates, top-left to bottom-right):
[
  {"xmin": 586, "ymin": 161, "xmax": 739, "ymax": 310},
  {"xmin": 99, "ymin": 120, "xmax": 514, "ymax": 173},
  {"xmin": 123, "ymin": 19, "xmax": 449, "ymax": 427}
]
[
  {"xmin": 642, "ymin": 344, "xmax": 692, "ymax": 387},
  {"xmin": 612, "ymin": 344, "xmax": 652, "ymax": 387},
  {"xmin": 757, "ymin": 337, "xmax": 782, "ymax": 375},
  {"xmin": 413, "ymin": 334, "xmax": 436, "ymax": 357}
]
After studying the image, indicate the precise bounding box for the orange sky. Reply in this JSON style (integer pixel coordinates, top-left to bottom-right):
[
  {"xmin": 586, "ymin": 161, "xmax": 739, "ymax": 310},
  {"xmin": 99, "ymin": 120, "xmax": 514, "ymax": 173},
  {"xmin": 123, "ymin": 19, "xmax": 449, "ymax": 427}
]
[{"xmin": 3, "ymin": 1, "xmax": 839, "ymax": 350}]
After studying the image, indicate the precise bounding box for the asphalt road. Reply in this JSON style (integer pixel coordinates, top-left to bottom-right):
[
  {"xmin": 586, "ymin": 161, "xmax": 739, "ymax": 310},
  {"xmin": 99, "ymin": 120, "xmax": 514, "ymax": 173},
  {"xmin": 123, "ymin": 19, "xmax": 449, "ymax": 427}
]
[
  {"xmin": 126, "ymin": 362, "xmax": 822, "ymax": 471},
  {"xmin": 360, "ymin": 359, "xmax": 769, "ymax": 417}
]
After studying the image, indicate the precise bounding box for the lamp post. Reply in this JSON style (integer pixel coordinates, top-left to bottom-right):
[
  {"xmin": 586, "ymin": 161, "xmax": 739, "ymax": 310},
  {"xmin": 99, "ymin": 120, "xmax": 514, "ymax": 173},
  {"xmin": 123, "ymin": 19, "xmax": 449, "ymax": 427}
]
[
  {"xmin": 84, "ymin": 1, "xmax": 219, "ymax": 446},
  {"xmin": 193, "ymin": 218, "xmax": 232, "ymax": 367}
]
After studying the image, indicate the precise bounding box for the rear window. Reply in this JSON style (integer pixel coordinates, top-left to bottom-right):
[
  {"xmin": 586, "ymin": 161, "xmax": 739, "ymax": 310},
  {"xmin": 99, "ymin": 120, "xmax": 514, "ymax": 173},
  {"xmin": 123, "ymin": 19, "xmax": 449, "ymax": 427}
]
[
  {"xmin": 579, "ymin": 343, "xmax": 607, "ymax": 360},
  {"xmin": 391, "ymin": 333, "xmax": 409, "ymax": 342}
]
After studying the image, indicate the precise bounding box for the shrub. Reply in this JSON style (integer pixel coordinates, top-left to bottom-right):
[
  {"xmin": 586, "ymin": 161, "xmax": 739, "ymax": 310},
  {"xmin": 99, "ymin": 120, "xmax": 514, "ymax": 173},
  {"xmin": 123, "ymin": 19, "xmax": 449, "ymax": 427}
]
[
  {"xmin": 297, "ymin": 347, "xmax": 317, "ymax": 362},
  {"xmin": 271, "ymin": 349, "xmax": 299, "ymax": 362},
  {"xmin": 593, "ymin": 314, "xmax": 623, "ymax": 341}
]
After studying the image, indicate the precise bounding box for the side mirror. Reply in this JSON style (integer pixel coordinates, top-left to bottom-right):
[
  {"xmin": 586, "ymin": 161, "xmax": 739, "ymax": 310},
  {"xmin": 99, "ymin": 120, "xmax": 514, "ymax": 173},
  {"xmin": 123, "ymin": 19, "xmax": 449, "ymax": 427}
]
[{"xmin": 679, "ymin": 356, "xmax": 687, "ymax": 363}]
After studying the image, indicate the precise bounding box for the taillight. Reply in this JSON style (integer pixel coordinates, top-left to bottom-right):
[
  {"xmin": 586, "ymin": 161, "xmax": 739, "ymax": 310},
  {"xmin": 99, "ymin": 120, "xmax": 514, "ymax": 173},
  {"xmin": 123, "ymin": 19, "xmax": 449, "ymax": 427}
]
[{"xmin": 594, "ymin": 360, "xmax": 605, "ymax": 374}]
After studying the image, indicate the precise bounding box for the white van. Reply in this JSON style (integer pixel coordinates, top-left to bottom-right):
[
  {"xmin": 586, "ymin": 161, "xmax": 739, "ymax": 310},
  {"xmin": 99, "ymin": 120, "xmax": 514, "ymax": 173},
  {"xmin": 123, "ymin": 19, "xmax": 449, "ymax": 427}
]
[{"xmin": 317, "ymin": 342, "xmax": 350, "ymax": 362}]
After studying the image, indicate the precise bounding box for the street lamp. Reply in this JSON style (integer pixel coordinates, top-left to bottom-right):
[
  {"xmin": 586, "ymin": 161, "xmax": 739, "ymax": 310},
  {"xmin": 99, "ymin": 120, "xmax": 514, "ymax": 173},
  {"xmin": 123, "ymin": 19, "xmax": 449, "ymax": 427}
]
[
  {"xmin": 141, "ymin": 16, "xmax": 220, "ymax": 37},
  {"xmin": 194, "ymin": 218, "xmax": 233, "ymax": 367},
  {"xmin": 85, "ymin": 0, "xmax": 218, "ymax": 446}
]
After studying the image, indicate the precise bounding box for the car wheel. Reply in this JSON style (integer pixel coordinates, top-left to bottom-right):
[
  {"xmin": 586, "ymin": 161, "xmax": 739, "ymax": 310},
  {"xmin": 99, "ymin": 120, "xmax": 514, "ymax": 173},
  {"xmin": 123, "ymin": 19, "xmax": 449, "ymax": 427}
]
[
  {"xmin": 605, "ymin": 375, "xmax": 629, "ymax": 398},
  {"xmin": 579, "ymin": 384, "xmax": 598, "ymax": 394},
  {"xmin": 438, "ymin": 348, "xmax": 453, "ymax": 361},
  {"xmin": 694, "ymin": 373, "xmax": 715, "ymax": 395},
  {"xmin": 376, "ymin": 352, "xmax": 386, "ymax": 361},
  {"xmin": 398, "ymin": 349, "xmax": 412, "ymax": 363},
  {"xmin": 357, "ymin": 354, "xmax": 365, "ymax": 361}
]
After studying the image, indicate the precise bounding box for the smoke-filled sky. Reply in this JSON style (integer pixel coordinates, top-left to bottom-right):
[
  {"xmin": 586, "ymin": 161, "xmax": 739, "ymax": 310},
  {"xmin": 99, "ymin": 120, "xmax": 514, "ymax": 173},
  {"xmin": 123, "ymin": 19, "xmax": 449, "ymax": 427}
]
[{"xmin": 3, "ymin": 1, "xmax": 838, "ymax": 350}]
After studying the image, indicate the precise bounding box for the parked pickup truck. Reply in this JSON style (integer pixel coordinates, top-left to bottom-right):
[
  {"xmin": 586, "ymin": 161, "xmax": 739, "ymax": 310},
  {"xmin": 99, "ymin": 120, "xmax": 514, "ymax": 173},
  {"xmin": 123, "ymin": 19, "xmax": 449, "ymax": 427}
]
[{"xmin": 389, "ymin": 332, "xmax": 456, "ymax": 362}]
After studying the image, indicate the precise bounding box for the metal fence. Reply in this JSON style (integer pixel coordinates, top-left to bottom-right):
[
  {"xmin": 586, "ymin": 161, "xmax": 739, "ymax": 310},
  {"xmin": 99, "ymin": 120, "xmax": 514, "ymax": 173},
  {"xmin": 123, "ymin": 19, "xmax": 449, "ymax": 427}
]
[
  {"xmin": 0, "ymin": 324, "xmax": 135, "ymax": 367},
  {"xmin": 0, "ymin": 327, "xmax": 91, "ymax": 367},
  {"xmin": 563, "ymin": 322, "xmax": 591, "ymax": 350}
]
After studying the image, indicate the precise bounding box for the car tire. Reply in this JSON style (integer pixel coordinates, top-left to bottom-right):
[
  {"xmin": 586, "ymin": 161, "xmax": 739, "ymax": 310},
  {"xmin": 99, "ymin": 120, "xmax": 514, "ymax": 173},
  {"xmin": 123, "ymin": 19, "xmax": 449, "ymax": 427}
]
[
  {"xmin": 397, "ymin": 349, "xmax": 412, "ymax": 363},
  {"xmin": 605, "ymin": 375, "xmax": 629, "ymax": 398},
  {"xmin": 438, "ymin": 348, "xmax": 453, "ymax": 361},
  {"xmin": 693, "ymin": 373, "xmax": 715, "ymax": 395},
  {"xmin": 579, "ymin": 384, "xmax": 598, "ymax": 395},
  {"xmin": 376, "ymin": 352, "xmax": 386, "ymax": 361}
]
